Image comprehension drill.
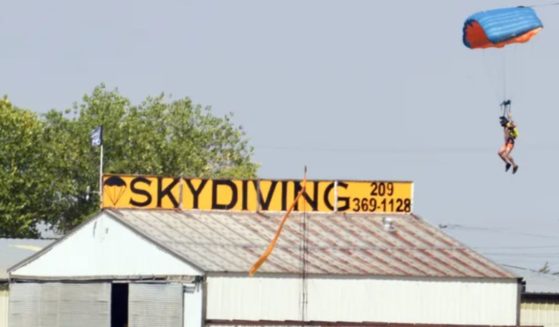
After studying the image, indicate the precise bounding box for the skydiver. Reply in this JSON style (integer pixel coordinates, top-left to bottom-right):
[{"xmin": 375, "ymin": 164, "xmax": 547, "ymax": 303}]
[{"xmin": 497, "ymin": 104, "xmax": 519, "ymax": 174}]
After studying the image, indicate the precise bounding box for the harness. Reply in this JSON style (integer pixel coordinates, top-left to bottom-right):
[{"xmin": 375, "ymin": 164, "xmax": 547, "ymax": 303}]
[
  {"xmin": 507, "ymin": 123, "xmax": 519, "ymax": 139},
  {"xmin": 499, "ymin": 100, "xmax": 518, "ymax": 140}
]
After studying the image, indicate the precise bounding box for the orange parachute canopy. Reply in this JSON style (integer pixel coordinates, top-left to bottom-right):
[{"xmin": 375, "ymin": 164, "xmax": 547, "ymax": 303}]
[{"xmin": 463, "ymin": 7, "xmax": 543, "ymax": 49}]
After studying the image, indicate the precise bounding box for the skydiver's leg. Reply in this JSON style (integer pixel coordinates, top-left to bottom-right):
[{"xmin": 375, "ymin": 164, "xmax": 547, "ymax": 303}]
[
  {"xmin": 506, "ymin": 154, "xmax": 516, "ymax": 167},
  {"xmin": 498, "ymin": 144, "xmax": 512, "ymax": 170},
  {"xmin": 503, "ymin": 143, "xmax": 518, "ymax": 173}
]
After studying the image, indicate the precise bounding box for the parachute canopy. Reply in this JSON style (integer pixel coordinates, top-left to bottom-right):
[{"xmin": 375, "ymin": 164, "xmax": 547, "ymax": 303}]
[
  {"xmin": 104, "ymin": 176, "xmax": 127, "ymax": 206},
  {"xmin": 463, "ymin": 7, "xmax": 543, "ymax": 49}
]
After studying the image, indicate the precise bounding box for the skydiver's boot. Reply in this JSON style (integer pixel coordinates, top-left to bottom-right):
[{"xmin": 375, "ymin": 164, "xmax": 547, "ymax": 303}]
[
  {"xmin": 505, "ymin": 163, "xmax": 511, "ymax": 172},
  {"xmin": 512, "ymin": 165, "xmax": 519, "ymax": 174}
]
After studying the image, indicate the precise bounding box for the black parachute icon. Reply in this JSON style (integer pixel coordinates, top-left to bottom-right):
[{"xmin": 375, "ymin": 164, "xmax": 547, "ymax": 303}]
[{"xmin": 103, "ymin": 176, "xmax": 127, "ymax": 206}]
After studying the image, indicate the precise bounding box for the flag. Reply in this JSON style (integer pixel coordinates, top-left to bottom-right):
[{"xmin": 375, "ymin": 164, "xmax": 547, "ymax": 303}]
[{"xmin": 90, "ymin": 126, "xmax": 103, "ymax": 147}]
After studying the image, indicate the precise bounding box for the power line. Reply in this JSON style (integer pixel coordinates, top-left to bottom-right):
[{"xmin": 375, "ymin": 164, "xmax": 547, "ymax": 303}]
[
  {"xmin": 484, "ymin": 252, "xmax": 559, "ymax": 257},
  {"xmin": 254, "ymin": 144, "xmax": 559, "ymax": 155},
  {"xmin": 439, "ymin": 224, "xmax": 559, "ymax": 240},
  {"xmin": 501, "ymin": 263, "xmax": 559, "ymax": 273},
  {"xmin": 474, "ymin": 245, "xmax": 559, "ymax": 250}
]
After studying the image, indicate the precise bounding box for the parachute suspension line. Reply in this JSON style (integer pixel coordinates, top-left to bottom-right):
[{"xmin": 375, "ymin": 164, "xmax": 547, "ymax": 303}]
[
  {"xmin": 502, "ymin": 48, "xmax": 508, "ymax": 102},
  {"xmin": 464, "ymin": 5, "xmax": 542, "ymax": 105},
  {"xmin": 481, "ymin": 50, "xmax": 503, "ymax": 102},
  {"xmin": 500, "ymin": 99, "xmax": 512, "ymax": 118}
]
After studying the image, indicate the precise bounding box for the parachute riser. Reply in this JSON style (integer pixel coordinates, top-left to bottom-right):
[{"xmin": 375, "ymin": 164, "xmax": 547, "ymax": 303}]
[{"xmin": 500, "ymin": 99, "xmax": 512, "ymax": 117}]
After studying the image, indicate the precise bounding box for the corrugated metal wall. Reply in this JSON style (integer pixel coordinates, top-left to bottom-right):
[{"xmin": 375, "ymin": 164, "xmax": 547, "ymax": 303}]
[
  {"xmin": 521, "ymin": 301, "xmax": 559, "ymax": 327},
  {"xmin": 0, "ymin": 287, "xmax": 8, "ymax": 327},
  {"xmin": 8, "ymin": 282, "xmax": 110, "ymax": 327},
  {"xmin": 184, "ymin": 283, "xmax": 203, "ymax": 327},
  {"xmin": 207, "ymin": 276, "xmax": 519, "ymax": 326},
  {"xmin": 208, "ymin": 276, "xmax": 301, "ymax": 321},
  {"xmin": 129, "ymin": 283, "xmax": 183, "ymax": 327}
]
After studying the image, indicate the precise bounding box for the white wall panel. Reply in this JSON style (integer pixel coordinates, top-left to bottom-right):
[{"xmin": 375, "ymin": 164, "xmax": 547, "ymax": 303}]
[
  {"xmin": 184, "ymin": 283, "xmax": 203, "ymax": 327},
  {"xmin": 521, "ymin": 302, "xmax": 559, "ymax": 327},
  {"xmin": 11, "ymin": 214, "xmax": 201, "ymax": 278},
  {"xmin": 0, "ymin": 289, "xmax": 8, "ymax": 327},
  {"xmin": 207, "ymin": 276, "xmax": 519, "ymax": 325},
  {"xmin": 207, "ymin": 276, "xmax": 302, "ymax": 321},
  {"xmin": 129, "ymin": 283, "xmax": 183, "ymax": 327},
  {"xmin": 307, "ymin": 277, "xmax": 518, "ymax": 325},
  {"xmin": 8, "ymin": 282, "xmax": 110, "ymax": 327}
]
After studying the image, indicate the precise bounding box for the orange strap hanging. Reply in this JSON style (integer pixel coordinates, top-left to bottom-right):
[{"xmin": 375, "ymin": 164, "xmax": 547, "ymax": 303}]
[{"xmin": 248, "ymin": 171, "xmax": 307, "ymax": 277}]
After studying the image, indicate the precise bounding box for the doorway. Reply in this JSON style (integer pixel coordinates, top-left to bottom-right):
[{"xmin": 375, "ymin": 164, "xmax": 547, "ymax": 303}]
[{"xmin": 111, "ymin": 283, "xmax": 129, "ymax": 327}]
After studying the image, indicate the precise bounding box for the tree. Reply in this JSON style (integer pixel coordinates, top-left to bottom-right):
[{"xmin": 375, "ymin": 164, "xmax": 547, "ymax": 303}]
[
  {"xmin": 0, "ymin": 86, "xmax": 258, "ymax": 237},
  {"xmin": 0, "ymin": 97, "xmax": 73, "ymax": 237},
  {"xmin": 42, "ymin": 85, "xmax": 258, "ymax": 233}
]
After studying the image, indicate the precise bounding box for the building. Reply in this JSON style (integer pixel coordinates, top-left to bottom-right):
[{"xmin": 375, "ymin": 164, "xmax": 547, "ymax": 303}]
[
  {"xmin": 0, "ymin": 238, "xmax": 52, "ymax": 327},
  {"xmin": 507, "ymin": 266, "xmax": 559, "ymax": 327},
  {"xmin": 8, "ymin": 209, "xmax": 521, "ymax": 327}
]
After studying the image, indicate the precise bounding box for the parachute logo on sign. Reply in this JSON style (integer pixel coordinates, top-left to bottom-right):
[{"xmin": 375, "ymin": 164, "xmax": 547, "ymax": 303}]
[{"xmin": 103, "ymin": 176, "xmax": 127, "ymax": 206}]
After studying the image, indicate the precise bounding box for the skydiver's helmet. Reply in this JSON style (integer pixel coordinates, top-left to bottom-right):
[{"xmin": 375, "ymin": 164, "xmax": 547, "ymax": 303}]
[{"xmin": 499, "ymin": 116, "xmax": 509, "ymax": 127}]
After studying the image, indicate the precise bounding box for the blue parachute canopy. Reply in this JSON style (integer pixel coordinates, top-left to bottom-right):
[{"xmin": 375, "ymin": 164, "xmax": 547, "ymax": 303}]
[{"xmin": 463, "ymin": 7, "xmax": 543, "ymax": 49}]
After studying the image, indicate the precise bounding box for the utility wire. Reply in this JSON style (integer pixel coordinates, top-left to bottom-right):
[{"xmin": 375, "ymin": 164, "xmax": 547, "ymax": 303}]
[
  {"xmin": 439, "ymin": 224, "xmax": 559, "ymax": 240},
  {"xmin": 474, "ymin": 245, "xmax": 559, "ymax": 250},
  {"xmin": 484, "ymin": 252, "xmax": 559, "ymax": 257},
  {"xmin": 502, "ymin": 263, "xmax": 559, "ymax": 273},
  {"xmin": 255, "ymin": 144, "xmax": 559, "ymax": 155}
]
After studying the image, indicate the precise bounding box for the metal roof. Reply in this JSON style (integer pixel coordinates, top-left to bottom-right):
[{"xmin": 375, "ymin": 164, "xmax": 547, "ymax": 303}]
[
  {"xmin": 108, "ymin": 209, "xmax": 515, "ymax": 278},
  {"xmin": 0, "ymin": 238, "xmax": 53, "ymax": 281},
  {"xmin": 504, "ymin": 265, "xmax": 559, "ymax": 293}
]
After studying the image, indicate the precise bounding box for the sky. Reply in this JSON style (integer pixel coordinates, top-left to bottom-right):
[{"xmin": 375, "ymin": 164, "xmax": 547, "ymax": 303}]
[{"xmin": 2, "ymin": 0, "xmax": 559, "ymax": 272}]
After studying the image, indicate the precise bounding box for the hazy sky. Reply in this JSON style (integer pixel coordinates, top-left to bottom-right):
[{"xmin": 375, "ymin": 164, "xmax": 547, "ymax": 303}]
[{"xmin": 2, "ymin": 0, "xmax": 559, "ymax": 272}]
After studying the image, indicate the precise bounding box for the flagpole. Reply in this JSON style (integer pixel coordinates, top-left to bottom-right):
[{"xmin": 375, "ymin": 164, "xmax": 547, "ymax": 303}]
[
  {"xmin": 90, "ymin": 125, "xmax": 104, "ymax": 207},
  {"xmin": 99, "ymin": 143, "xmax": 103, "ymax": 207}
]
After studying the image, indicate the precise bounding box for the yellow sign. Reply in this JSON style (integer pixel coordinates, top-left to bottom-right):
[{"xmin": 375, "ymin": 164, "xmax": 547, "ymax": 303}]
[{"xmin": 102, "ymin": 175, "xmax": 413, "ymax": 213}]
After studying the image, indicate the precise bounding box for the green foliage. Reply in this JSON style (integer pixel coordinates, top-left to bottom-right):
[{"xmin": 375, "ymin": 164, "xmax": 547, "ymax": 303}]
[
  {"xmin": 1, "ymin": 86, "xmax": 258, "ymax": 236},
  {"xmin": 0, "ymin": 97, "xmax": 71, "ymax": 237}
]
